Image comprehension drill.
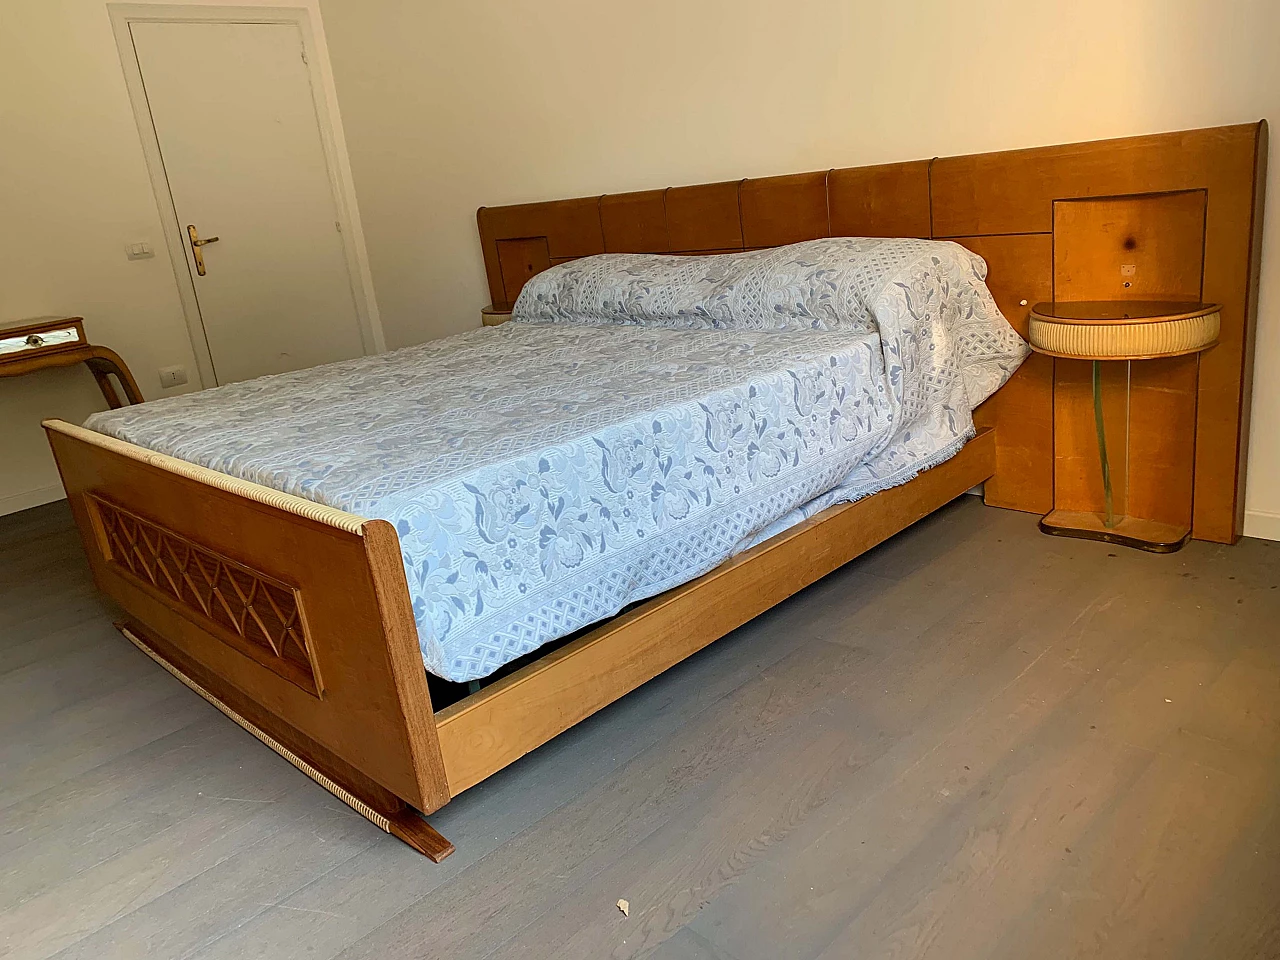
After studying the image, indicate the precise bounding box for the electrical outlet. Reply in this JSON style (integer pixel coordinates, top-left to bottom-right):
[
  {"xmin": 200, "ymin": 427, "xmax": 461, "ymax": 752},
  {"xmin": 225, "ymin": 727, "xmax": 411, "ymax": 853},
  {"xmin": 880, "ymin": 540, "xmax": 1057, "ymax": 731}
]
[{"xmin": 158, "ymin": 365, "xmax": 188, "ymax": 389}]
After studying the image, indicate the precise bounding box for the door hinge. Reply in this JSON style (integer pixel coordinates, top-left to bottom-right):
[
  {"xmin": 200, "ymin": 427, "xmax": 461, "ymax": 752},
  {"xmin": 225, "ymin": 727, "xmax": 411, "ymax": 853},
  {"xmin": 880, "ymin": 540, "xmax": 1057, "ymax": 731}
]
[
  {"xmin": 335, "ymin": 220, "xmax": 342, "ymax": 233},
  {"xmin": 300, "ymin": 46, "xmax": 308, "ymax": 65}
]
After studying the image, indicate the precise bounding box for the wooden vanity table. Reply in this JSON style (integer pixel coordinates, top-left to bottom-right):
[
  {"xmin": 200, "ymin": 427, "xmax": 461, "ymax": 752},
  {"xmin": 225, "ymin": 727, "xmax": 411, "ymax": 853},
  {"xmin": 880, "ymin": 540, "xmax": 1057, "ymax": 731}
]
[
  {"xmin": 1028, "ymin": 301, "xmax": 1221, "ymax": 552},
  {"xmin": 0, "ymin": 316, "xmax": 143, "ymax": 408}
]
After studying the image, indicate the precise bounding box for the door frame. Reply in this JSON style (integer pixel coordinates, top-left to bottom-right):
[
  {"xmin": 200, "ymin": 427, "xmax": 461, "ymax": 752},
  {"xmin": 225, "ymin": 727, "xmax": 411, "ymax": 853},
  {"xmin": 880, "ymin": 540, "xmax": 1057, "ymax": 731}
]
[{"xmin": 109, "ymin": 3, "xmax": 386, "ymax": 388}]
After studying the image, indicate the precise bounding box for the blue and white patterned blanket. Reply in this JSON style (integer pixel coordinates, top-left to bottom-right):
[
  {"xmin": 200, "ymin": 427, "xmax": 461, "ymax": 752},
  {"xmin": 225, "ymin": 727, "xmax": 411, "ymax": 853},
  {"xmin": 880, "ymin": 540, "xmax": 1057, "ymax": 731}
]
[{"xmin": 85, "ymin": 238, "xmax": 1027, "ymax": 681}]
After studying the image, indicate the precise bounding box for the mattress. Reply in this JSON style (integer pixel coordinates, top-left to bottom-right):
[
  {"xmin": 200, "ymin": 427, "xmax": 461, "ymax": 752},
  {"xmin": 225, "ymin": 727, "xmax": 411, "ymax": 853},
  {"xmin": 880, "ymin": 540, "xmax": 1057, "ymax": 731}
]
[{"xmin": 84, "ymin": 238, "xmax": 1029, "ymax": 682}]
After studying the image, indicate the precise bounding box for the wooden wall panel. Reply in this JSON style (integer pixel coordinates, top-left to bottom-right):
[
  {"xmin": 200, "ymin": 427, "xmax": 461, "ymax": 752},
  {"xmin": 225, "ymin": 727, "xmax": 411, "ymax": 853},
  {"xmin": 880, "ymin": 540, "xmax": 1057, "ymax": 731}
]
[
  {"xmin": 495, "ymin": 237, "xmax": 550, "ymax": 307},
  {"xmin": 600, "ymin": 190, "xmax": 669, "ymax": 253},
  {"xmin": 740, "ymin": 171, "xmax": 829, "ymax": 248},
  {"xmin": 828, "ymin": 160, "xmax": 931, "ymax": 239},
  {"xmin": 1054, "ymin": 192, "xmax": 1206, "ymax": 301},
  {"xmin": 1237, "ymin": 121, "xmax": 1269, "ymax": 536},
  {"xmin": 1129, "ymin": 357, "xmax": 1199, "ymax": 529},
  {"xmin": 1194, "ymin": 130, "xmax": 1265, "ymax": 543},
  {"xmin": 660, "ymin": 181, "xmax": 742, "ymax": 253},
  {"xmin": 974, "ymin": 352, "xmax": 1055, "ymax": 515},
  {"xmin": 961, "ymin": 234, "xmax": 1054, "ymax": 514},
  {"xmin": 930, "ymin": 125, "xmax": 1256, "ymax": 238},
  {"xmin": 478, "ymin": 197, "xmax": 605, "ymax": 306},
  {"xmin": 665, "ymin": 180, "xmax": 744, "ymax": 253},
  {"xmin": 478, "ymin": 196, "xmax": 603, "ymax": 259}
]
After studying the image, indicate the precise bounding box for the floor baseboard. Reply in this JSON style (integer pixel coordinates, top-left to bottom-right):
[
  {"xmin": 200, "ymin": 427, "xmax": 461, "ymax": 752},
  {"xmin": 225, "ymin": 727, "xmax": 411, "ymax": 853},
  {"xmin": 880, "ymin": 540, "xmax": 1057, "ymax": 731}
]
[
  {"xmin": 1245, "ymin": 509, "xmax": 1280, "ymax": 543},
  {"xmin": 0, "ymin": 483, "xmax": 66, "ymax": 517}
]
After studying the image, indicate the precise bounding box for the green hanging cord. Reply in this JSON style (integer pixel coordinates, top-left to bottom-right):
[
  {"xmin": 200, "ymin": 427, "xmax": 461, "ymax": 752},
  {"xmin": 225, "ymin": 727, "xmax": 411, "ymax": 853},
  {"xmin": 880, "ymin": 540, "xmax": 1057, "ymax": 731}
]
[{"xmin": 1092, "ymin": 360, "xmax": 1116, "ymax": 529}]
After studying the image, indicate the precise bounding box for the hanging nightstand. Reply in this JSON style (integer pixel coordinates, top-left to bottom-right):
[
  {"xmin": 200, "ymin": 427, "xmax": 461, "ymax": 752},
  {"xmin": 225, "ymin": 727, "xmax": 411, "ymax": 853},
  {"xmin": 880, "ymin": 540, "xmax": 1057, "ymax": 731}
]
[
  {"xmin": 1028, "ymin": 300, "xmax": 1221, "ymax": 553},
  {"xmin": 481, "ymin": 305, "xmax": 513, "ymax": 326}
]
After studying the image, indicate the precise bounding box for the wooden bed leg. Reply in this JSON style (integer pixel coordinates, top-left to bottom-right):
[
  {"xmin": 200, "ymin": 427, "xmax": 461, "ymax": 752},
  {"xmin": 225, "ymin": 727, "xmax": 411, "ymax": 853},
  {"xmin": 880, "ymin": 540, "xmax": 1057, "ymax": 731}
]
[
  {"xmin": 115, "ymin": 621, "xmax": 455, "ymax": 862},
  {"xmin": 386, "ymin": 808, "xmax": 456, "ymax": 862}
]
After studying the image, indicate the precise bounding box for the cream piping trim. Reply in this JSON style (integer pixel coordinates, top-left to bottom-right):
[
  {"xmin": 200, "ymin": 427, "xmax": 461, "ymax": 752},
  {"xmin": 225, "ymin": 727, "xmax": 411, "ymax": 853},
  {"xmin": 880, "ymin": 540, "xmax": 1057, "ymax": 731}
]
[
  {"xmin": 118, "ymin": 623, "xmax": 393, "ymax": 833},
  {"xmin": 44, "ymin": 419, "xmax": 367, "ymax": 535},
  {"xmin": 1028, "ymin": 311, "xmax": 1220, "ymax": 361}
]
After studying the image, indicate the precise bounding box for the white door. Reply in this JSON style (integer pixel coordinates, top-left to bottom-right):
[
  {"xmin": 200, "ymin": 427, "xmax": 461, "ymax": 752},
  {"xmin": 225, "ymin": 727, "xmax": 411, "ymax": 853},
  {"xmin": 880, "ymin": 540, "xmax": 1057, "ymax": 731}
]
[{"xmin": 128, "ymin": 20, "xmax": 367, "ymax": 384}]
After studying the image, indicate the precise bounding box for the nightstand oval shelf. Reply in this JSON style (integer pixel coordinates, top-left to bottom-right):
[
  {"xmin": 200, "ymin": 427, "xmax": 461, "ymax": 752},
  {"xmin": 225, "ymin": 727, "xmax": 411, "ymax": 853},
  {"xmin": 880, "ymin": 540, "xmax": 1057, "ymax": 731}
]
[
  {"xmin": 1028, "ymin": 301, "xmax": 1220, "ymax": 361},
  {"xmin": 481, "ymin": 305, "xmax": 513, "ymax": 327}
]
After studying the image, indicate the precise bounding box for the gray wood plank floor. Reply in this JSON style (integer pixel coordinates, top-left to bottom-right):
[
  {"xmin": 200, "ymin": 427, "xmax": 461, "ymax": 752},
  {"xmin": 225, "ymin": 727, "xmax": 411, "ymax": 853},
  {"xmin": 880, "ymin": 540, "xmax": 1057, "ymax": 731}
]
[{"xmin": 3, "ymin": 497, "xmax": 1278, "ymax": 960}]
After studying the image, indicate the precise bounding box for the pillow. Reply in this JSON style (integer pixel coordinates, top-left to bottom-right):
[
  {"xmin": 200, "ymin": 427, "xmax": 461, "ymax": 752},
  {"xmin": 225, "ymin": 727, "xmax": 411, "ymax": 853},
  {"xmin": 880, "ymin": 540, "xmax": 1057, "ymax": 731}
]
[{"xmin": 510, "ymin": 237, "xmax": 991, "ymax": 334}]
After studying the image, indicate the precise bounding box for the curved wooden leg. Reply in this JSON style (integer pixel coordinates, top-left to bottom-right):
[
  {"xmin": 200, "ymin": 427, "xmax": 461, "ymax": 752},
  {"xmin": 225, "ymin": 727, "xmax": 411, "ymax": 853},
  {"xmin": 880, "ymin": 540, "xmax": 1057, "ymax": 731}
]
[
  {"xmin": 88, "ymin": 366, "xmax": 124, "ymax": 408},
  {"xmin": 85, "ymin": 346, "xmax": 146, "ymax": 406}
]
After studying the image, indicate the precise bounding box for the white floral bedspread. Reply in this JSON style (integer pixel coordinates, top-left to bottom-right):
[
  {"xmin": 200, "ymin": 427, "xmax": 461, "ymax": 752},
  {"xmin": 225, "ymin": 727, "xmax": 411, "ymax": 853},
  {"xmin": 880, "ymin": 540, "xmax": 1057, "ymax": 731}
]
[{"xmin": 85, "ymin": 238, "xmax": 1027, "ymax": 682}]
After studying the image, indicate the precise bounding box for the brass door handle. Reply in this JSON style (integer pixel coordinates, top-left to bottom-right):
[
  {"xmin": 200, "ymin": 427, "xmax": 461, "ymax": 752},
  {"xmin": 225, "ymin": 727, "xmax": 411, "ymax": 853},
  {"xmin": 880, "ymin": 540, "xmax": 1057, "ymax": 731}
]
[{"xmin": 186, "ymin": 224, "xmax": 219, "ymax": 276}]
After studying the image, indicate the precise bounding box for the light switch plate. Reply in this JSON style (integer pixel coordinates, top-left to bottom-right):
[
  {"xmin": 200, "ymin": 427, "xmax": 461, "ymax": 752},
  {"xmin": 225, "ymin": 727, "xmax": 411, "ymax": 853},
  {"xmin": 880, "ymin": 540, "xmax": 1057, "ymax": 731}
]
[{"xmin": 126, "ymin": 241, "xmax": 155, "ymax": 261}]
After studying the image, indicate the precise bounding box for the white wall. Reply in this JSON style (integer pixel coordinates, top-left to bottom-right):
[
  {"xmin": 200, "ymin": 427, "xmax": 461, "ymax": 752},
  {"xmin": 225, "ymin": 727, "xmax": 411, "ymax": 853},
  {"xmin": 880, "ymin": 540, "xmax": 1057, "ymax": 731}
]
[
  {"xmin": 1, "ymin": 1, "xmax": 193, "ymax": 513},
  {"xmin": 0, "ymin": 0, "xmax": 367, "ymax": 514},
  {"xmin": 5, "ymin": 0, "xmax": 1278, "ymax": 537},
  {"xmin": 317, "ymin": 0, "xmax": 1280, "ymax": 539}
]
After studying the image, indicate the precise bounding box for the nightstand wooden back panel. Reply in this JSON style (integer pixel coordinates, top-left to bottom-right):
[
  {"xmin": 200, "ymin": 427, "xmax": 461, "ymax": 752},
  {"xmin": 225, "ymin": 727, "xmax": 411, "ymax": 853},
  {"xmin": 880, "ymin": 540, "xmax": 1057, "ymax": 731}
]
[
  {"xmin": 1054, "ymin": 192, "xmax": 1207, "ymax": 302},
  {"xmin": 1050, "ymin": 191, "xmax": 1209, "ymax": 532}
]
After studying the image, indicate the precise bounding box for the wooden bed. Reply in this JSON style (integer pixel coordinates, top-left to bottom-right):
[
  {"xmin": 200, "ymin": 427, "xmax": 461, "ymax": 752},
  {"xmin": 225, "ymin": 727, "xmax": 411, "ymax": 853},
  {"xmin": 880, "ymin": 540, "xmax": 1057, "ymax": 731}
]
[{"xmin": 44, "ymin": 122, "xmax": 1267, "ymax": 861}]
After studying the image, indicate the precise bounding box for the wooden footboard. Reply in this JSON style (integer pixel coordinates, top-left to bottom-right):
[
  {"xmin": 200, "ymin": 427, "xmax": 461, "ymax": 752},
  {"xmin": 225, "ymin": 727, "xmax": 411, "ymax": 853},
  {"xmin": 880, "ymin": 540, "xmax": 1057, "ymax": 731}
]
[{"xmin": 43, "ymin": 419, "xmax": 453, "ymax": 858}]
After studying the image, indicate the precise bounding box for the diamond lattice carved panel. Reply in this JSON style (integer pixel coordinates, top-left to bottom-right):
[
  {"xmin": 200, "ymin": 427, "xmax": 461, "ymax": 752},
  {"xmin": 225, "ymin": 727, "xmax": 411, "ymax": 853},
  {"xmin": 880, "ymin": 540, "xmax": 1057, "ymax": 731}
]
[{"xmin": 89, "ymin": 495, "xmax": 321, "ymax": 695}]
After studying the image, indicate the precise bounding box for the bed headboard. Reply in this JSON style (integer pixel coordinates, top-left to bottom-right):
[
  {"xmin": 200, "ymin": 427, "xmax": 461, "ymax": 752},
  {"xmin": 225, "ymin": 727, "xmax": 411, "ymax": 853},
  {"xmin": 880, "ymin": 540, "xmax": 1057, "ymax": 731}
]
[{"xmin": 476, "ymin": 122, "xmax": 1268, "ymax": 545}]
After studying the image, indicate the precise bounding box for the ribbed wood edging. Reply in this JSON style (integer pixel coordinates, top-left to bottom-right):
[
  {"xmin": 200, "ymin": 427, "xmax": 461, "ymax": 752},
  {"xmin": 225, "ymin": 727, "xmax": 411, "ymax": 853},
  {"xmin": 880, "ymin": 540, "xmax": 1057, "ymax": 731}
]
[
  {"xmin": 1028, "ymin": 311, "xmax": 1221, "ymax": 360},
  {"xmin": 43, "ymin": 420, "xmax": 367, "ymax": 535}
]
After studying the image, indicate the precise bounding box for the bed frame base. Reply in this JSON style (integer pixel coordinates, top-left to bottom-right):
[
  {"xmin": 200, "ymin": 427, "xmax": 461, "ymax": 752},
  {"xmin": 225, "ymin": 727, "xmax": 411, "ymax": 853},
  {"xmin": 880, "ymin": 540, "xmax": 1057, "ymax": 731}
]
[
  {"xmin": 434, "ymin": 427, "xmax": 997, "ymax": 796},
  {"xmin": 46, "ymin": 417, "xmax": 992, "ymax": 862},
  {"xmin": 117, "ymin": 622, "xmax": 456, "ymax": 861}
]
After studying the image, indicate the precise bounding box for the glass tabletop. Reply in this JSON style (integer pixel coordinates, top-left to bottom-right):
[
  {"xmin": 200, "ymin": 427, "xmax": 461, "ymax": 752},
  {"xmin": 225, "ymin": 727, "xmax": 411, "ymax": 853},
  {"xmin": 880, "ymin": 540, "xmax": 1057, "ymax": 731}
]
[{"xmin": 1029, "ymin": 301, "xmax": 1217, "ymax": 324}]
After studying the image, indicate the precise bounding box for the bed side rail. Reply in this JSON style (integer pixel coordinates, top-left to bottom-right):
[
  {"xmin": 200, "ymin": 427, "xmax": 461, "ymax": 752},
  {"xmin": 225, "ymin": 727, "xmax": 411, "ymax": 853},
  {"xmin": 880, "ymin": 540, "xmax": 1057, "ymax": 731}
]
[{"xmin": 435, "ymin": 426, "xmax": 996, "ymax": 795}]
